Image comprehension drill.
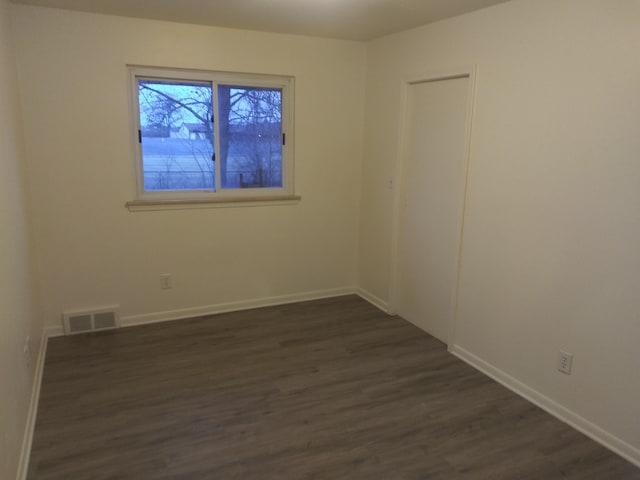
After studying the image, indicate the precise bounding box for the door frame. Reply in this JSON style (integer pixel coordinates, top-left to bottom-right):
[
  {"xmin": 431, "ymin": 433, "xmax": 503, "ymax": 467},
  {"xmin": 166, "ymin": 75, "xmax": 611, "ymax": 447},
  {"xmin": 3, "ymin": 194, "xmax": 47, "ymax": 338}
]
[{"xmin": 388, "ymin": 65, "xmax": 478, "ymax": 349}]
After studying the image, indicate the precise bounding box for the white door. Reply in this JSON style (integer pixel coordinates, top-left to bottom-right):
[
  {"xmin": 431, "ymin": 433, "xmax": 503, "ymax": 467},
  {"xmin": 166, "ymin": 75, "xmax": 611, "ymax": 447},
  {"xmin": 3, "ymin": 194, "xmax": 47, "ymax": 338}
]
[{"xmin": 395, "ymin": 75, "xmax": 470, "ymax": 344}]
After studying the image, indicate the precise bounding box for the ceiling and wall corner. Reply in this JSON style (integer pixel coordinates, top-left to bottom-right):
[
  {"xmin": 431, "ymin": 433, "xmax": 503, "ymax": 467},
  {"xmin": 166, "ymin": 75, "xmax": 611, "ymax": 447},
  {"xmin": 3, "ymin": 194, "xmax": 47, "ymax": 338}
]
[{"xmin": 8, "ymin": 0, "xmax": 513, "ymax": 41}]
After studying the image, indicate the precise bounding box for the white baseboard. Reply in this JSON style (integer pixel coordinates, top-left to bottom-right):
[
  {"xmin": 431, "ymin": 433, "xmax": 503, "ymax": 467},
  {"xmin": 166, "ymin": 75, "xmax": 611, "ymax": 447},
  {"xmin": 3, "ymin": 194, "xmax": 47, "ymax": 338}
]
[
  {"xmin": 46, "ymin": 286, "xmax": 393, "ymax": 335},
  {"xmin": 450, "ymin": 345, "xmax": 640, "ymax": 468},
  {"xmin": 120, "ymin": 287, "xmax": 358, "ymax": 327},
  {"xmin": 45, "ymin": 325, "xmax": 64, "ymax": 338},
  {"xmin": 355, "ymin": 288, "xmax": 391, "ymax": 314},
  {"xmin": 16, "ymin": 327, "xmax": 49, "ymax": 480}
]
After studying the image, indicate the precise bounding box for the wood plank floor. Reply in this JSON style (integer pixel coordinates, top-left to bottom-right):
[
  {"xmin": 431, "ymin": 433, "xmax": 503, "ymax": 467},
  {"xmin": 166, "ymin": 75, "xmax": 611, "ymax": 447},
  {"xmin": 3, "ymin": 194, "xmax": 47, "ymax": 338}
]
[{"xmin": 28, "ymin": 295, "xmax": 640, "ymax": 479}]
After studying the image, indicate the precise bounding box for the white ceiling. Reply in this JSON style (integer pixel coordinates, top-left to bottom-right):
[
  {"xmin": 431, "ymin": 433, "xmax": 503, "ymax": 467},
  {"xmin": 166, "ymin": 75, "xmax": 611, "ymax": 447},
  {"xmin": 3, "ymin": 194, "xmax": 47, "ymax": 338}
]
[{"xmin": 9, "ymin": 0, "xmax": 512, "ymax": 41}]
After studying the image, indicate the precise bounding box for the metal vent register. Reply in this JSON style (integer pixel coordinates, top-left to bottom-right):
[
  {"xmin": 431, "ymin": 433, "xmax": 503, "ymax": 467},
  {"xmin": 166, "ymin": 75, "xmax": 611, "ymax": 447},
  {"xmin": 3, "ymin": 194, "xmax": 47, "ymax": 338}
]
[{"xmin": 62, "ymin": 306, "xmax": 120, "ymax": 335}]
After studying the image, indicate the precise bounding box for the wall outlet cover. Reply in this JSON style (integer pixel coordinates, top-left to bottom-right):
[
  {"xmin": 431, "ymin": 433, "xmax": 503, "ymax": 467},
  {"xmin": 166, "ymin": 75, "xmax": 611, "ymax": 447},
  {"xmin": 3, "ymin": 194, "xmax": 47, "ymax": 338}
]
[{"xmin": 558, "ymin": 351, "xmax": 573, "ymax": 375}]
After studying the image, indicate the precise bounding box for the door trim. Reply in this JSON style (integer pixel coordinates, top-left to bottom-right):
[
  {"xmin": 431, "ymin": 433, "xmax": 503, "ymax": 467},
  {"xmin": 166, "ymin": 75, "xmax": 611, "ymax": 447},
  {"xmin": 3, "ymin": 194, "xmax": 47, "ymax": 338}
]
[{"xmin": 388, "ymin": 65, "xmax": 478, "ymax": 349}]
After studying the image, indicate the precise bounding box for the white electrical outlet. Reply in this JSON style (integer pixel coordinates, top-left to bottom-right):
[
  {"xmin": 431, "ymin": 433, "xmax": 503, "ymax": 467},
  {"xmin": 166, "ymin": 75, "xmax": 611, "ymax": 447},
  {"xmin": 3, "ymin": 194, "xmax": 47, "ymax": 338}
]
[
  {"xmin": 558, "ymin": 351, "xmax": 573, "ymax": 375},
  {"xmin": 24, "ymin": 336, "xmax": 32, "ymax": 367},
  {"xmin": 160, "ymin": 274, "xmax": 172, "ymax": 289}
]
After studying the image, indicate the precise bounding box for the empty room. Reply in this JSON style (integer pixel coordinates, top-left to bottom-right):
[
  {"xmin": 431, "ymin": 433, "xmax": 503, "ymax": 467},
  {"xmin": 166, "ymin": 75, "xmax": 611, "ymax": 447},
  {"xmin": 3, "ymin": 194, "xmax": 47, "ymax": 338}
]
[{"xmin": 1, "ymin": 0, "xmax": 639, "ymax": 478}]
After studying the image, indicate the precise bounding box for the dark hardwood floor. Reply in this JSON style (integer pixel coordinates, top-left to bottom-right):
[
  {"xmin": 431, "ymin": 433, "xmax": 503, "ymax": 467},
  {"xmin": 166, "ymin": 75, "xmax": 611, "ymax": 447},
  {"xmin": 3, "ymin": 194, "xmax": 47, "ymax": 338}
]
[{"xmin": 28, "ymin": 295, "xmax": 640, "ymax": 479}]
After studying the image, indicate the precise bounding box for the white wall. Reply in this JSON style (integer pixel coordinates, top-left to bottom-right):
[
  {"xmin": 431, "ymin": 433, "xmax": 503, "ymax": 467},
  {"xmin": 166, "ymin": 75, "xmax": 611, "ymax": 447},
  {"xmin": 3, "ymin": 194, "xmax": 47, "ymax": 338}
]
[
  {"xmin": 0, "ymin": 0, "xmax": 43, "ymax": 478},
  {"xmin": 8, "ymin": 0, "xmax": 640, "ymax": 470},
  {"xmin": 360, "ymin": 0, "xmax": 640, "ymax": 458},
  {"xmin": 11, "ymin": 6, "xmax": 366, "ymax": 329}
]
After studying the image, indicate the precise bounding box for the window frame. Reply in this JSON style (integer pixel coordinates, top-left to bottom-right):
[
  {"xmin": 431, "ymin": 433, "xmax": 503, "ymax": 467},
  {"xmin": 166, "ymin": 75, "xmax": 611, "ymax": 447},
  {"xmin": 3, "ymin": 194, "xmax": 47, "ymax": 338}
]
[{"xmin": 127, "ymin": 65, "xmax": 295, "ymax": 204}]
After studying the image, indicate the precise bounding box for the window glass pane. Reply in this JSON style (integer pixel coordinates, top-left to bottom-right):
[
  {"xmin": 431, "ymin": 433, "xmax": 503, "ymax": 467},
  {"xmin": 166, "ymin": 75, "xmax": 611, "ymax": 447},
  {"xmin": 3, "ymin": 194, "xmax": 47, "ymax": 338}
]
[
  {"xmin": 138, "ymin": 80, "xmax": 215, "ymax": 191},
  {"xmin": 218, "ymin": 85, "xmax": 283, "ymax": 189}
]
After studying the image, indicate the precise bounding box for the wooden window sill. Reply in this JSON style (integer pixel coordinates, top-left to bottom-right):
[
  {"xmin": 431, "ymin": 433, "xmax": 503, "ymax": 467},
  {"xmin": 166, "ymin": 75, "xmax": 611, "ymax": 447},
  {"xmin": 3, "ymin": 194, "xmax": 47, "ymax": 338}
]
[{"xmin": 126, "ymin": 195, "xmax": 301, "ymax": 212}]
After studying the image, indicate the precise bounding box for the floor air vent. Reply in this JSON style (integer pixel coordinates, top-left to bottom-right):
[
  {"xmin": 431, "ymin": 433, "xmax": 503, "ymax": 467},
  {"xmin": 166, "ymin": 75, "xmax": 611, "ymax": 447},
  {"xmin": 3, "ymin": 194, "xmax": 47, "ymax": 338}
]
[{"xmin": 63, "ymin": 306, "xmax": 120, "ymax": 335}]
